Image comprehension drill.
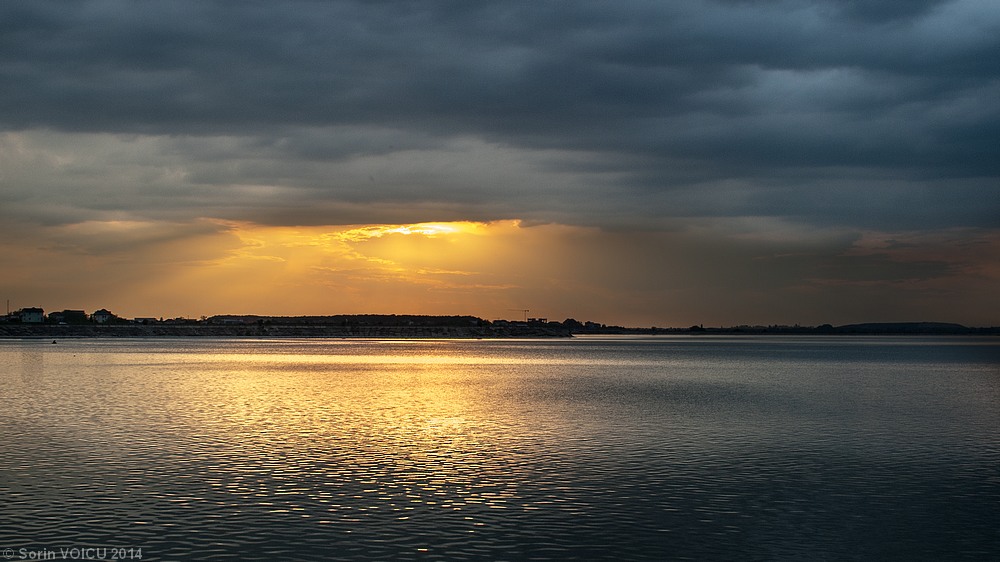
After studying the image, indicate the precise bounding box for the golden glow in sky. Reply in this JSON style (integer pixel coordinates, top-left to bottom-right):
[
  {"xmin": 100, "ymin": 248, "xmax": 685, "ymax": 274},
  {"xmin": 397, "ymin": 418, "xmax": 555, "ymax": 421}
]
[
  {"xmin": 124, "ymin": 219, "xmax": 589, "ymax": 321},
  {"xmin": 3, "ymin": 215, "xmax": 998, "ymax": 326},
  {"xmin": 335, "ymin": 222, "xmax": 485, "ymax": 241}
]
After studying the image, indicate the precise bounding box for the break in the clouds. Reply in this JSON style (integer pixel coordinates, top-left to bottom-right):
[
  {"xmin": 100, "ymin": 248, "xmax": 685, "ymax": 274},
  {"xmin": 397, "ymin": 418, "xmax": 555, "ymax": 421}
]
[{"xmin": 0, "ymin": 0, "xmax": 998, "ymax": 325}]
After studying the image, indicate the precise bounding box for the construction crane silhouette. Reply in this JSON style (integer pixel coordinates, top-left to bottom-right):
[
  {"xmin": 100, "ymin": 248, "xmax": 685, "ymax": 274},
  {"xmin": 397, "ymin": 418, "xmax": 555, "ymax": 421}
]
[{"xmin": 508, "ymin": 309, "xmax": 530, "ymax": 322}]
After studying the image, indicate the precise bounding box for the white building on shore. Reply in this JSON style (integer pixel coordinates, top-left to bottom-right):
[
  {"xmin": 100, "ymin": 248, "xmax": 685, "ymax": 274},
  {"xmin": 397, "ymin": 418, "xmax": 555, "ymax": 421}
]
[{"xmin": 19, "ymin": 307, "xmax": 45, "ymax": 323}]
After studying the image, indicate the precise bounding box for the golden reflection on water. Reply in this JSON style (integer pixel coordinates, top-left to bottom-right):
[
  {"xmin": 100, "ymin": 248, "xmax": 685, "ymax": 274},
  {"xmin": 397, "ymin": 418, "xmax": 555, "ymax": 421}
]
[{"xmin": 156, "ymin": 341, "xmax": 532, "ymax": 526}]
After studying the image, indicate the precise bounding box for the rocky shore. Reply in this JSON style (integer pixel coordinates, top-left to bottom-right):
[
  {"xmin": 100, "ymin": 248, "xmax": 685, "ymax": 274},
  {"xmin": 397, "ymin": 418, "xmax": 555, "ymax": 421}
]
[{"xmin": 0, "ymin": 323, "xmax": 572, "ymax": 339}]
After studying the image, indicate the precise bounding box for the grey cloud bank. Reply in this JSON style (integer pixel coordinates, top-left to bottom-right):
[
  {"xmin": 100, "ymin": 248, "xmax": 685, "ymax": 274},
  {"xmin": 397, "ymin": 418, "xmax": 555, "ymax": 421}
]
[{"xmin": 2, "ymin": 0, "xmax": 998, "ymax": 228}]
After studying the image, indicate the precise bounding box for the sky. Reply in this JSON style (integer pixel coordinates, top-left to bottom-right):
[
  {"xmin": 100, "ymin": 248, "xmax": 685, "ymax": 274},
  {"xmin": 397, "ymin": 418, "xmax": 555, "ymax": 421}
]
[{"xmin": 1, "ymin": 0, "xmax": 998, "ymax": 327}]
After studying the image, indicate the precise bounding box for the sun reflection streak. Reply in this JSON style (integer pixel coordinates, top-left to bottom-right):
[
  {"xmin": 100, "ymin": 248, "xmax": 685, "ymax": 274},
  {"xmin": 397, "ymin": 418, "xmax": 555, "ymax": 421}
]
[{"xmin": 154, "ymin": 341, "xmax": 534, "ymax": 531}]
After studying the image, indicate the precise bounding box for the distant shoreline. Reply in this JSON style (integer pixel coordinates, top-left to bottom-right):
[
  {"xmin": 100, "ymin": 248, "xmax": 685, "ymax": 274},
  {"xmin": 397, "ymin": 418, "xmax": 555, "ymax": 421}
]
[
  {"xmin": 1, "ymin": 321, "xmax": 996, "ymax": 339},
  {"xmin": 0, "ymin": 323, "xmax": 573, "ymax": 339},
  {"xmin": 578, "ymin": 322, "xmax": 1000, "ymax": 336}
]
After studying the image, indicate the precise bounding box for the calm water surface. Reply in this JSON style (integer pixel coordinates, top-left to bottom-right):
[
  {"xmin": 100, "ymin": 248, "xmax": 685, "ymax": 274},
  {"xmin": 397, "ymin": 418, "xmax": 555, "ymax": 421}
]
[{"xmin": 1, "ymin": 336, "xmax": 998, "ymax": 560}]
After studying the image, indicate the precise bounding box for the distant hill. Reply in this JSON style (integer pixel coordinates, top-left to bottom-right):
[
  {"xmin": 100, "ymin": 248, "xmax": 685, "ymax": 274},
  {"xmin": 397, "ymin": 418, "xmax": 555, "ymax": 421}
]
[{"xmin": 832, "ymin": 322, "xmax": 971, "ymax": 334}]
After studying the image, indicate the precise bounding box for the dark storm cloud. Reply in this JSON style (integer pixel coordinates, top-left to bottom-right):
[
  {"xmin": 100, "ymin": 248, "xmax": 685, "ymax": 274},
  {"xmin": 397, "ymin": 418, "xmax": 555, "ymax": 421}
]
[{"xmin": 0, "ymin": 0, "xmax": 998, "ymax": 230}]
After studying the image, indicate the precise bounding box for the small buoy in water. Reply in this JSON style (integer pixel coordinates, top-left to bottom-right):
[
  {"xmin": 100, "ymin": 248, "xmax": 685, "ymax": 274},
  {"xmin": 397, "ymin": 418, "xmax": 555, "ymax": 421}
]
[{"xmin": 52, "ymin": 340, "xmax": 57, "ymax": 344}]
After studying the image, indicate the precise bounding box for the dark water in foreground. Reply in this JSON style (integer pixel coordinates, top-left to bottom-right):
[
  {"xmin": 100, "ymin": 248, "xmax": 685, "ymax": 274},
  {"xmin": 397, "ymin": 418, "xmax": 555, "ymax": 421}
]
[{"xmin": 1, "ymin": 336, "xmax": 998, "ymax": 560}]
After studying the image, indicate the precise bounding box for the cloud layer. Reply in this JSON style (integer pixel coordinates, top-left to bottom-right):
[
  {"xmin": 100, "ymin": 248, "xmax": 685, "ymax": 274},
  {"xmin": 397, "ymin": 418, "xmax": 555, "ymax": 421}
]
[{"xmin": 1, "ymin": 1, "xmax": 997, "ymax": 324}]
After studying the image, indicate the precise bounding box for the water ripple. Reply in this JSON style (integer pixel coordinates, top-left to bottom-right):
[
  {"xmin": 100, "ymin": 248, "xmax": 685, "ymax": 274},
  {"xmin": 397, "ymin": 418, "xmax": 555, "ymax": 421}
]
[{"xmin": 1, "ymin": 337, "xmax": 998, "ymax": 560}]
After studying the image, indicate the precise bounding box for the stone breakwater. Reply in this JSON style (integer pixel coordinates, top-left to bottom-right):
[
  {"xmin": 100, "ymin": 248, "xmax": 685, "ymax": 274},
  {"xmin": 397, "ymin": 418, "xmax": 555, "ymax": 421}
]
[{"xmin": 0, "ymin": 324, "xmax": 572, "ymax": 339}]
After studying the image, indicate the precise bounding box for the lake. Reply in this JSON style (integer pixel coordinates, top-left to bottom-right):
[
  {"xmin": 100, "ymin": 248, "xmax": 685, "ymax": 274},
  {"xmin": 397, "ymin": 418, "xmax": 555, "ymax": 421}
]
[{"xmin": 1, "ymin": 336, "xmax": 998, "ymax": 560}]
